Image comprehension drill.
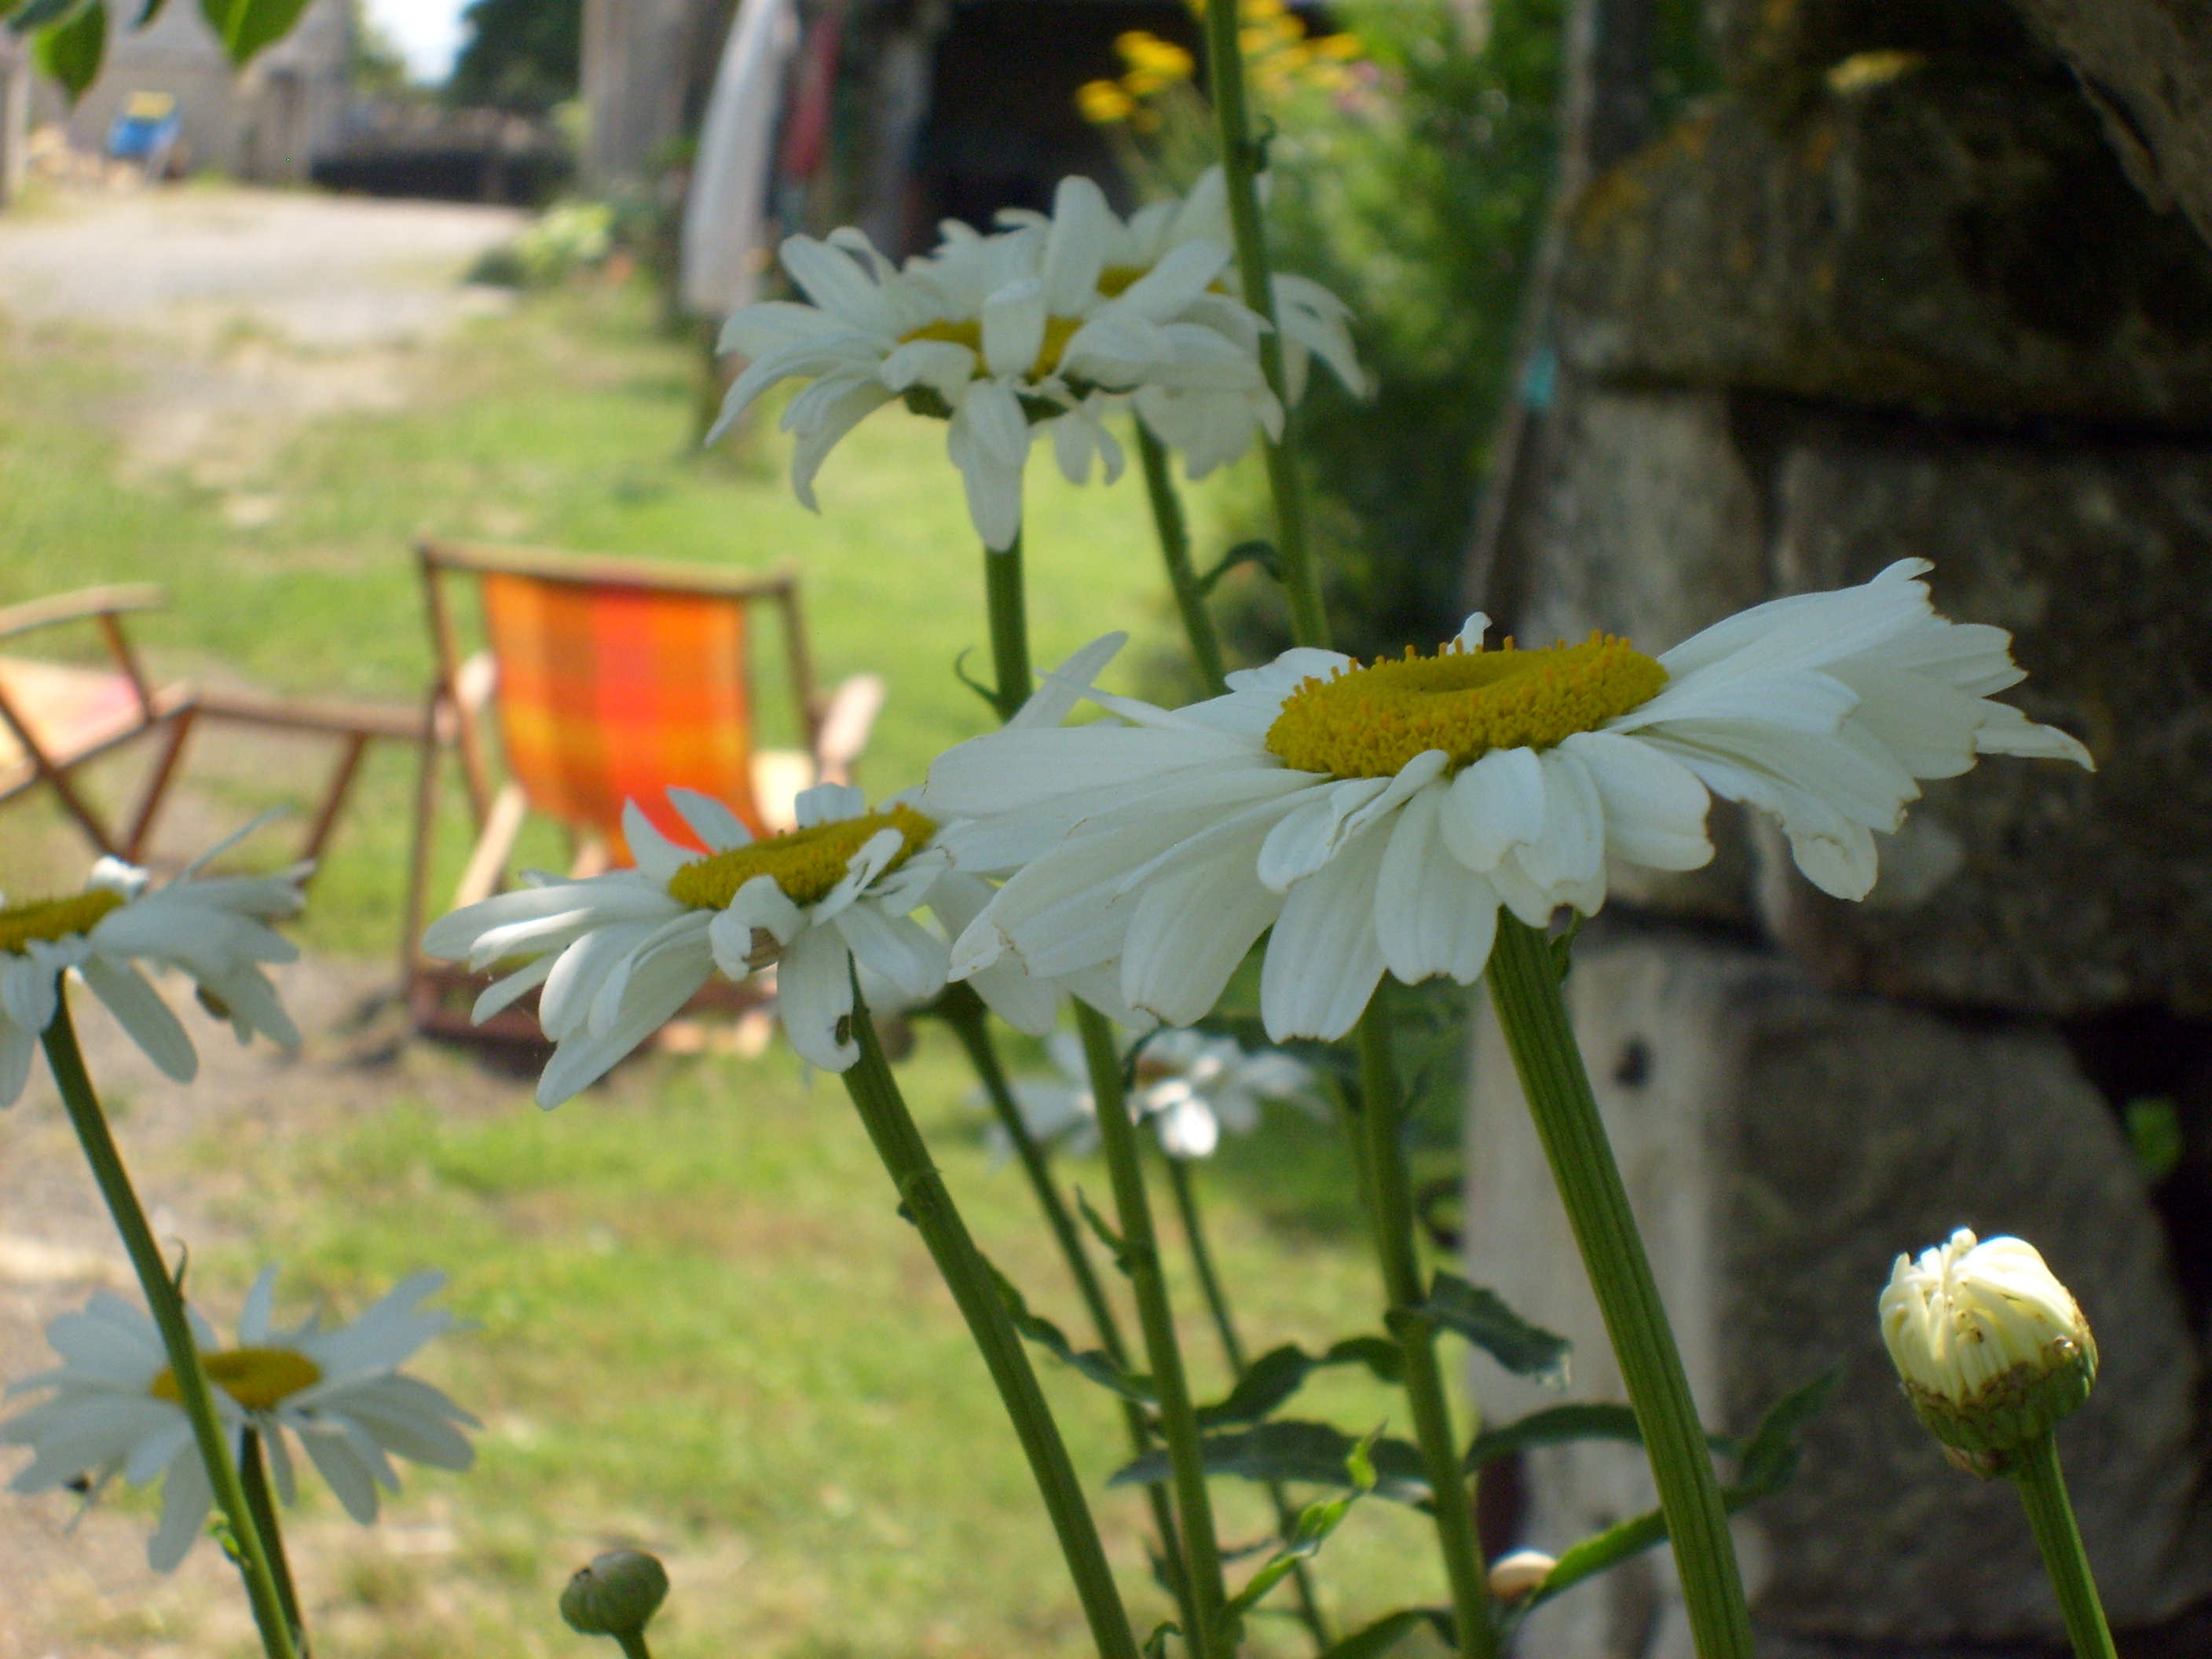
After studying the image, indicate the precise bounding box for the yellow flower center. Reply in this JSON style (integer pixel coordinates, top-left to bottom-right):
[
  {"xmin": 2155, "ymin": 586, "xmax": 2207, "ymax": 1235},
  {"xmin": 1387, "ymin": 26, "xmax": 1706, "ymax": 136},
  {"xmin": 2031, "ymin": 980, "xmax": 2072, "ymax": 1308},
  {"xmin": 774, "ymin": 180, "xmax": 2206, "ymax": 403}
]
[
  {"xmin": 152, "ymin": 1346, "xmax": 323, "ymax": 1412},
  {"xmin": 664, "ymin": 806, "xmax": 936, "ymax": 911},
  {"xmin": 1098, "ymin": 264, "xmax": 1146, "ymax": 298},
  {"xmin": 899, "ymin": 316, "xmax": 1086, "ymax": 382},
  {"xmin": 1264, "ymin": 633, "xmax": 1668, "ymax": 778},
  {"xmin": 0, "ymin": 890, "xmax": 125, "ymax": 955}
]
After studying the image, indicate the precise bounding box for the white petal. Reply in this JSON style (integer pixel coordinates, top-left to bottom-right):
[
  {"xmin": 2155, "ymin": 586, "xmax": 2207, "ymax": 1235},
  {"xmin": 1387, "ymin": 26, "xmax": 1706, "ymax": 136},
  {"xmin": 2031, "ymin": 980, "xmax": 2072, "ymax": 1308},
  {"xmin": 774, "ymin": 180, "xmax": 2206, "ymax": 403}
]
[
  {"xmin": 796, "ymin": 782, "xmax": 867, "ymax": 827},
  {"xmin": 778, "ymin": 924, "xmax": 858, "ymax": 1071},
  {"xmin": 1513, "ymin": 748, "xmax": 1606, "ymax": 893},
  {"xmin": 1374, "ymin": 786, "xmax": 1501, "ymax": 984},
  {"xmin": 1260, "ymin": 828, "xmax": 1391, "ymax": 1042},
  {"xmin": 79, "ymin": 958, "xmax": 197, "ymax": 1082},
  {"xmin": 1561, "ymin": 731, "xmax": 1714, "ymax": 873},
  {"xmin": 1440, "ymin": 747, "xmax": 1545, "ymax": 870},
  {"xmin": 981, "ymin": 277, "xmax": 1048, "ymax": 379},
  {"xmin": 667, "ymin": 789, "xmax": 753, "ymax": 852},
  {"xmin": 834, "ymin": 903, "xmax": 950, "ymax": 1002}
]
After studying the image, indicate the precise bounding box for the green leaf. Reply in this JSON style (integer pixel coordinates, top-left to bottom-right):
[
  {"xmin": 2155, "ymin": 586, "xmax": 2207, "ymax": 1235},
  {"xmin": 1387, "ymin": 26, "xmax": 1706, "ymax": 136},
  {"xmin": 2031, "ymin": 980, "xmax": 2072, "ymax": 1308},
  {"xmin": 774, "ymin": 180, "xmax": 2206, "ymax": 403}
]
[
  {"xmin": 31, "ymin": 0, "xmax": 104, "ymax": 101},
  {"xmin": 9, "ymin": 0, "xmax": 83, "ymax": 31},
  {"xmin": 1109, "ymin": 1420, "xmax": 1430, "ymax": 1506},
  {"xmin": 1735, "ymin": 1367, "xmax": 1840, "ymax": 1494},
  {"xmin": 132, "ymin": 0, "xmax": 166, "ymax": 28},
  {"xmin": 987, "ymin": 1260, "xmax": 1155, "ymax": 1407},
  {"xmin": 1141, "ymin": 1622, "xmax": 1181, "ymax": 1659},
  {"xmin": 1317, "ymin": 1607, "xmax": 1452, "ymax": 1659},
  {"xmin": 1220, "ymin": 1432, "xmax": 1380, "ymax": 1638},
  {"xmin": 197, "ymin": 0, "xmax": 310, "ymax": 65},
  {"xmin": 1074, "ymin": 1188, "xmax": 1128, "ymax": 1267},
  {"xmin": 1464, "ymin": 1403, "xmax": 1644, "ymax": 1469},
  {"xmin": 1194, "ymin": 1337, "xmax": 1402, "ymax": 1430},
  {"xmin": 1417, "ymin": 1272, "xmax": 1571, "ymax": 1386}
]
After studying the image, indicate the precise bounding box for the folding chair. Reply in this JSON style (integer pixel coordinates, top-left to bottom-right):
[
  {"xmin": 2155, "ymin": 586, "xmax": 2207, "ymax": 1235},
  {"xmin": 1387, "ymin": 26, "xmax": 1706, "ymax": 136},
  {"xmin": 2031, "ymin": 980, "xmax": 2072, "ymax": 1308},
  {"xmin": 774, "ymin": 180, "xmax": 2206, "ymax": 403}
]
[
  {"xmin": 0, "ymin": 584, "xmax": 196, "ymax": 862},
  {"xmin": 403, "ymin": 538, "xmax": 884, "ymax": 1040}
]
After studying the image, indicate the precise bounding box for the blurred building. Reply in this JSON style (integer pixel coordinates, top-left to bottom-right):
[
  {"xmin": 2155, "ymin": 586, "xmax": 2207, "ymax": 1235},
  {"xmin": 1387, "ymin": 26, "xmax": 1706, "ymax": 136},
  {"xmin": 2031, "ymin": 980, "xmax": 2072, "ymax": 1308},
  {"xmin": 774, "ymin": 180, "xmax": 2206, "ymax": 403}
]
[
  {"xmin": 31, "ymin": 0, "xmax": 352, "ymax": 181},
  {"xmin": 581, "ymin": 0, "xmax": 1202, "ymax": 315}
]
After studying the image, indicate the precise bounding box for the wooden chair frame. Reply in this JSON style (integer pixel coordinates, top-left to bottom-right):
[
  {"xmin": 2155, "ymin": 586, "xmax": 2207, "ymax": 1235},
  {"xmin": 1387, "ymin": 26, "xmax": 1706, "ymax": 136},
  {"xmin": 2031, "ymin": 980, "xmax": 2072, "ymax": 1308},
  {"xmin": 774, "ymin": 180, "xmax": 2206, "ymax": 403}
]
[
  {"xmin": 403, "ymin": 537, "xmax": 882, "ymax": 1041},
  {"xmin": 0, "ymin": 584, "xmax": 197, "ymax": 862}
]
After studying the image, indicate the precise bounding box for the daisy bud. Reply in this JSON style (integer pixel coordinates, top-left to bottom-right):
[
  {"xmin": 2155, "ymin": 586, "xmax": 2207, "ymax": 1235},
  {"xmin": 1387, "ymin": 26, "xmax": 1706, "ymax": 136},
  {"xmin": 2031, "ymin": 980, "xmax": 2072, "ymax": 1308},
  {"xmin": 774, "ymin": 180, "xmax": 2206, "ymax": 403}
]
[
  {"xmin": 560, "ymin": 1551, "xmax": 670, "ymax": 1643},
  {"xmin": 1879, "ymin": 1229, "xmax": 2097, "ymax": 1474},
  {"xmin": 1487, "ymin": 1548, "xmax": 1556, "ymax": 1602}
]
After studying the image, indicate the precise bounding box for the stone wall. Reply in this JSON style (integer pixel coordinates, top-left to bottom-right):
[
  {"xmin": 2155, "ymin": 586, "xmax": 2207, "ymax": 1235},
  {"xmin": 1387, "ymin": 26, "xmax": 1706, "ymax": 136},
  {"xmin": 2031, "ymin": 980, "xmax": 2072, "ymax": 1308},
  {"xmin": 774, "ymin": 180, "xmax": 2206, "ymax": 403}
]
[{"xmin": 1466, "ymin": 2, "xmax": 2212, "ymax": 1654}]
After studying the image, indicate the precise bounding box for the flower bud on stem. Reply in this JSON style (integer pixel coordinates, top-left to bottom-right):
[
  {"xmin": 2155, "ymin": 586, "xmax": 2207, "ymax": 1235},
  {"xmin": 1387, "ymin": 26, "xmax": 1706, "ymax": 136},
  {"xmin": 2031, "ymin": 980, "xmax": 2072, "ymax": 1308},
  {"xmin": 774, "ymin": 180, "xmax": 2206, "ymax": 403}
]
[{"xmin": 561, "ymin": 1551, "xmax": 669, "ymax": 1659}]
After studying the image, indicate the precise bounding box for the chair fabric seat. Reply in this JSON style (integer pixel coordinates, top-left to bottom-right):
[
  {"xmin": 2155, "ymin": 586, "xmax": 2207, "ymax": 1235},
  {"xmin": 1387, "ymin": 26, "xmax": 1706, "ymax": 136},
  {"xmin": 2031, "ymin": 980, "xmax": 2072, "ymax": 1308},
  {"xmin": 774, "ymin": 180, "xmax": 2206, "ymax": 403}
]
[{"xmin": 0, "ymin": 657, "xmax": 189, "ymax": 798}]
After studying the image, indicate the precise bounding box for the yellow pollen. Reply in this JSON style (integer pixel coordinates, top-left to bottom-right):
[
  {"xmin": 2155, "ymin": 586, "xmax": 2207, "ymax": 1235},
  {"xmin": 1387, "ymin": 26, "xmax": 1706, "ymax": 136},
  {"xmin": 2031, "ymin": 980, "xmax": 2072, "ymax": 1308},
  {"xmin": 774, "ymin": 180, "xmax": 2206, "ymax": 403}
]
[
  {"xmin": 899, "ymin": 315, "xmax": 1086, "ymax": 381},
  {"xmin": 1098, "ymin": 264, "xmax": 1146, "ymax": 298},
  {"xmin": 1263, "ymin": 632, "xmax": 1668, "ymax": 778},
  {"xmin": 0, "ymin": 890, "xmax": 124, "ymax": 955},
  {"xmin": 152, "ymin": 1347, "xmax": 322, "ymax": 1412},
  {"xmin": 664, "ymin": 805, "xmax": 937, "ymax": 911}
]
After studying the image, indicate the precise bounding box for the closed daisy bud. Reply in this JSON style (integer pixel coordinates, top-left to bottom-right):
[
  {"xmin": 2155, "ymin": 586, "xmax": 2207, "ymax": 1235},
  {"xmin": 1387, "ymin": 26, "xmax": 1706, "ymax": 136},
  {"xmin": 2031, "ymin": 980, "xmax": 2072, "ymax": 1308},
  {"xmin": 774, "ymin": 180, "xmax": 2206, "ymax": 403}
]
[
  {"xmin": 1879, "ymin": 1229, "xmax": 2097, "ymax": 1474},
  {"xmin": 1487, "ymin": 1547, "xmax": 1556, "ymax": 1601},
  {"xmin": 561, "ymin": 1550, "xmax": 670, "ymax": 1640}
]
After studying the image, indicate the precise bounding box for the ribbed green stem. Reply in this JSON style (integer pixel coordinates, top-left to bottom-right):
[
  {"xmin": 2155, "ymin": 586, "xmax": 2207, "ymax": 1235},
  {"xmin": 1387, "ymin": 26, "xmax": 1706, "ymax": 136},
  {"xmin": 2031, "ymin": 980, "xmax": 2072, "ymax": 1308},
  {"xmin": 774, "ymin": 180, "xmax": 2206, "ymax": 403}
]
[
  {"xmin": 941, "ymin": 984, "xmax": 1201, "ymax": 1640},
  {"xmin": 614, "ymin": 1634, "xmax": 652, "ymax": 1659},
  {"xmin": 2013, "ymin": 1434, "xmax": 2118, "ymax": 1659},
  {"xmin": 41, "ymin": 993, "xmax": 302, "ymax": 1659},
  {"xmin": 1201, "ymin": 0, "xmax": 1325, "ymax": 651},
  {"xmin": 840, "ymin": 984, "xmax": 1140, "ymax": 1659},
  {"xmin": 1136, "ymin": 423, "xmax": 1228, "ymax": 698},
  {"xmin": 240, "ymin": 1430, "xmax": 306, "ymax": 1655},
  {"xmin": 985, "ymin": 539, "xmax": 1033, "ymax": 718},
  {"xmin": 1484, "ymin": 916, "xmax": 1754, "ymax": 1659},
  {"xmin": 1078, "ymin": 1006, "xmax": 1231, "ymax": 1659},
  {"xmin": 1354, "ymin": 1006, "xmax": 1496, "ymax": 1659},
  {"xmin": 1166, "ymin": 1156, "xmax": 1332, "ymax": 1651}
]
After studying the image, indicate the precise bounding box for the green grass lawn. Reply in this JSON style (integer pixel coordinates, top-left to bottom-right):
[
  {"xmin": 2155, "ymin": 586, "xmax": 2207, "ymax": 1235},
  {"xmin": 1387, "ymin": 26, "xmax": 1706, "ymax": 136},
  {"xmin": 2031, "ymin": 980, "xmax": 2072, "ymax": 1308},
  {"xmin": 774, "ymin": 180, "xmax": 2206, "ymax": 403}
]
[{"xmin": 2, "ymin": 264, "xmax": 1467, "ymax": 1659}]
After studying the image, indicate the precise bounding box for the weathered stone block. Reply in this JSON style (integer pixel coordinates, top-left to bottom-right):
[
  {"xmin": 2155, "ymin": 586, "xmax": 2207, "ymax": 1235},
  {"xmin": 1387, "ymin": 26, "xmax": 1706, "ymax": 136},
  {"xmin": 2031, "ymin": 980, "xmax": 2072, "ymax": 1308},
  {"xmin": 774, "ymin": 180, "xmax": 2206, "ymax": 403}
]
[
  {"xmin": 1463, "ymin": 932, "xmax": 2212, "ymax": 1657},
  {"xmin": 1511, "ymin": 384, "xmax": 1764, "ymax": 926},
  {"xmin": 1559, "ymin": 69, "xmax": 2212, "ymax": 428},
  {"xmin": 1756, "ymin": 423, "xmax": 2212, "ymax": 1016},
  {"xmin": 1706, "ymin": 0, "xmax": 2036, "ymax": 102}
]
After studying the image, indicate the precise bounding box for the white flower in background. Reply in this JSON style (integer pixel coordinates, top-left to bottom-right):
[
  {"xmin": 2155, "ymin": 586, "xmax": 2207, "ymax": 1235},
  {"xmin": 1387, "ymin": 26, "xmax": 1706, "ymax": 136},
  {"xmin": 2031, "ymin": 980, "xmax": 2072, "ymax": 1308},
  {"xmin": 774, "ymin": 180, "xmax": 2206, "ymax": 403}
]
[
  {"xmin": 925, "ymin": 560, "xmax": 2092, "ymax": 1042},
  {"xmin": 2, "ymin": 1268, "xmax": 474, "ymax": 1572},
  {"xmin": 0, "ymin": 829, "xmax": 308, "ymax": 1107},
  {"xmin": 424, "ymin": 784, "xmax": 958, "ymax": 1097},
  {"xmin": 1881, "ymin": 1229, "xmax": 2098, "ymax": 1463},
  {"xmin": 987, "ymin": 1026, "xmax": 1314, "ymax": 1161},
  {"xmin": 711, "ymin": 177, "xmax": 1276, "ymax": 551},
  {"xmin": 1000, "ymin": 168, "xmax": 1363, "ymax": 477}
]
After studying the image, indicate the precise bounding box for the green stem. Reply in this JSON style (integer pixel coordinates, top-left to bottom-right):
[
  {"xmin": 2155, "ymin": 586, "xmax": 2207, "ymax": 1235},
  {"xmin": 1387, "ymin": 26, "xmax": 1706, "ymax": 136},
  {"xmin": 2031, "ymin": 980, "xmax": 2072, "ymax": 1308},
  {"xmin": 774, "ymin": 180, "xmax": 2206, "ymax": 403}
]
[
  {"xmin": 941, "ymin": 984, "xmax": 1202, "ymax": 1640},
  {"xmin": 240, "ymin": 1430, "xmax": 306, "ymax": 1655},
  {"xmin": 1078, "ymin": 1006, "xmax": 1231, "ymax": 1659},
  {"xmin": 1354, "ymin": 1006, "xmax": 1496, "ymax": 1659},
  {"xmin": 41, "ymin": 991, "xmax": 302, "ymax": 1659},
  {"xmin": 1484, "ymin": 916, "xmax": 1754, "ymax": 1659},
  {"xmin": 1201, "ymin": 0, "xmax": 1327, "ymax": 651},
  {"xmin": 839, "ymin": 982, "xmax": 1140, "ymax": 1659},
  {"xmin": 614, "ymin": 1635, "xmax": 653, "ymax": 1659},
  {"xmin": 1136, "ymin": 423, "xmax": 1228, "ymax": 698},
  {"xmin": 986, "ymin": 537, "xmax": 1034, "ymax": 718},
  {"xmin": 1166, "ymin": 1156, "xmax": 1333, "ymax": 1652},
  {"xmin": 2013, "ymin": 1434, "xmax": 2118, "ymax": 1659}
]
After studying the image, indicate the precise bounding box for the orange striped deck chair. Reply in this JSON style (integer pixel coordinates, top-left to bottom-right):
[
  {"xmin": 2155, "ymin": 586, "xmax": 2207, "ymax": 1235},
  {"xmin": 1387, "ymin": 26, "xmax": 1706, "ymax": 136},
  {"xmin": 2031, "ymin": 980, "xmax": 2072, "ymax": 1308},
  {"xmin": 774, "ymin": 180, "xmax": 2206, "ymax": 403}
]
[{"xmin": 403, "ymin": 539, "xmax": 883, "ymax": 1041}]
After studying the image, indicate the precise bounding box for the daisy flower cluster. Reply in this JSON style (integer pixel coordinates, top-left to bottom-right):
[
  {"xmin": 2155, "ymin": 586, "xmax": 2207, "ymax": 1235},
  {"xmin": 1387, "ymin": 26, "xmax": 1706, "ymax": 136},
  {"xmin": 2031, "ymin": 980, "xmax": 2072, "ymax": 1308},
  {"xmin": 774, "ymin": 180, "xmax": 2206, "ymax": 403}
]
[
  {"xmin": 922, "ymin": 559, "xmax": 2093, "ymax": 1042},
  {"xmin": 711, "ymin": 168, "xmax": 1361, "ymax": 548},
  {"xmin": 994, "ymin": 1026, "xmax": 1317, "ymax": 1162},
  {"xmin": 1, "ymin": 839, "xmax": 307, "ymax": 1106},
  {"xmin": 3, "ymin": 1269, "xmax": 474, "ymax": 1571}
]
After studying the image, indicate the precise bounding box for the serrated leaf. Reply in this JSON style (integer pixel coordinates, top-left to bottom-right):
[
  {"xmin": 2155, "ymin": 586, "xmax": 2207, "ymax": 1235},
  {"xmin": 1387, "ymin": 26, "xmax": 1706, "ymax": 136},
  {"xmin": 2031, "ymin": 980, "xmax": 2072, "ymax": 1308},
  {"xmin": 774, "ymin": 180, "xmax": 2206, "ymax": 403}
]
[
  {"xmin": 987, "ymin": 1260, "xmax": 1155, "ymax": 1406},
  {"xmin": 31, "ymin": 0, "xmax": 103, "ymax": 100},
  {"xmin": 1418, "ymin": 1272, "xmax": 1570, "ymax": 1386},
  {"xmin": 1074, "ymin": 1188, "xmax": 1128, "ymax": 1266},
  {"xmin": 1464, "ymin": 1402, "xmax": 1644, "ymax": 1469},
  {"xmin": 1194, "ymin": 1336, "xmax": 1402, "ymax": 1430},
  {"xmin": 1109, "ymin": 1420, "xmax": 1430, "ymax": 1505},
  {"xmin": 1220, "ymin": 1431, "xmax": 1380, "ymax": 1637},
  {"xmin": 1317, "ymin": 1607, "xmax": 1452, "ymax": 1659}
]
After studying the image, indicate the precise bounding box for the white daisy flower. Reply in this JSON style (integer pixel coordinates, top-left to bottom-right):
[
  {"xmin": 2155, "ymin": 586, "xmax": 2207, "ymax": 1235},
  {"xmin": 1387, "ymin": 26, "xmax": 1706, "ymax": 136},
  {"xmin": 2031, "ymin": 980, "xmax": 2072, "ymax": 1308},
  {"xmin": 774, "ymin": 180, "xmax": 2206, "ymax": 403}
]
[
  {"xmin": 422, "ymin": 780, "xmax": 1116, "ymax": 1103},
  {"xmin": 2, "ymin": 1267, "xmax": 474, "ymax": 1572},
  {"xmin": 710, "ymin": 178, "xmax": 1276, "ymax": 551},
  {"xmin": 1001, "ymin": 167, "xmax": 1366, "ymax": 475},
  {"xmin": 0, "ymin": 832, "xmax": 308, "ymax": 1108},
  {"xmin": 924, "ymin": 559, "xmax": 2093, "ymax": 1042},
  {"xmin": 987, "ymin": 1026, "xmax": 1314, "ymax": 1162}
]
